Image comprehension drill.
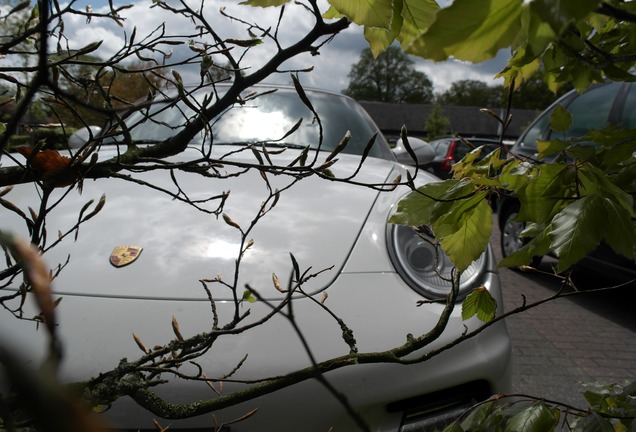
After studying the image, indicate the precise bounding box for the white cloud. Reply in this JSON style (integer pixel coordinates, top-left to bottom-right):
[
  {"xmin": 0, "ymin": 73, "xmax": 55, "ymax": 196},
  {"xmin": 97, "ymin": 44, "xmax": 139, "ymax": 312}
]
[
  {"xmin": 415, "ymin": 54, "xmax": 508, "ymax": 94},
  {"xmin": 56, "ymin": 0, "xmax": 508, "ymax": 95}
]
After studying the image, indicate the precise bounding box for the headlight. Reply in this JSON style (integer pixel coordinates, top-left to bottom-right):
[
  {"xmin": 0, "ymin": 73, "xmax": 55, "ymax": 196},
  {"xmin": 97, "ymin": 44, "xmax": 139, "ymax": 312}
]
[{"xmin": 387, "ymin": 224, "xmax": 487, "ymax": 300}]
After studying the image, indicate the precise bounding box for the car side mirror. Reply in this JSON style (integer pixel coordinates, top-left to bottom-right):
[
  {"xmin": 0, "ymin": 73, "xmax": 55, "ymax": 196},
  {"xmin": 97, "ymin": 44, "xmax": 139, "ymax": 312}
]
[
  {"xmin": 68, "ymin": 126, "xmax": 102, "ymax": 149},
  {"xmin": 392, "ymin": 137, "xmax": 434, "ymax": 166}
]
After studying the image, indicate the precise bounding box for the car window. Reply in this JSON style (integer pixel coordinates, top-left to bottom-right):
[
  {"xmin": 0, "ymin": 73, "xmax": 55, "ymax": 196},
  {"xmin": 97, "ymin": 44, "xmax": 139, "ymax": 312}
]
[
  {"xmin": 213, "ymin": 91, "xmax": 393, "ymax": 158},
  {"xmin": 106, "ymin": 88, "xmax": 394, "ymax": 160},
  {"xmin": 430, "ymin": 139, "xmax": 451, "ymax": 157},
  {"xmin": 516, "ymin": 107, "xmax": 554, "ymax": 151},
  {"xmin": 515, "ymin": 83, "xmax": 622, "ymax": 154},
  {"xmin": 453, "ymin": 141, "xmax": 470, "ymax": 161},
  {"xmin": 548, "ymin": 82, "xmax": 622, "ymax": 140},
  {"xmin": 620, "ymin": 83, "xmax": 636, "ymax": 128}
]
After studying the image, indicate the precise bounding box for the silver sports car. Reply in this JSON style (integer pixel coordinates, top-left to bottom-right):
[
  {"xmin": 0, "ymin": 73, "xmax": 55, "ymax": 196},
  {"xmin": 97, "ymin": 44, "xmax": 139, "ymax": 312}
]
[{"xmin": 1, "ymin": 85, "xmax": 511, "ymax": 431}]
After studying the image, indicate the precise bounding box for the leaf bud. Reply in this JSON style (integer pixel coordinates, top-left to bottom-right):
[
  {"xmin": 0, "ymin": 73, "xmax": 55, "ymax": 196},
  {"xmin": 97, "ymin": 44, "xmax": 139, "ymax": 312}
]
[
  {"xmin": 172, "ymin": 315, "xmax": 185, "ymax": 342},
  {"xmin": 132, "ymin": 332, "xmax": 148, "ymax": 353},
  {"xmin": 222, "ymin": 213, "xmax": 241, "ymax": 230}
]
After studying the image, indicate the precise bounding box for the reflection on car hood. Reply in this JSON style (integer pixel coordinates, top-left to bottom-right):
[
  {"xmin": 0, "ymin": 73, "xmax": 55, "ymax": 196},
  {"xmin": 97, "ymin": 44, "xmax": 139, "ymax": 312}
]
[{"xmin": 4, "ymin": 147, "xmax": 397, "ymax": 301}]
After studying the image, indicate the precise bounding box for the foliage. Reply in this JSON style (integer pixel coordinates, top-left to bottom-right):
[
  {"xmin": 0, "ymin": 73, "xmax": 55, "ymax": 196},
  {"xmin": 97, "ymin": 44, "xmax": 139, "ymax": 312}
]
[
  {"xmin": 507, "ymin": 72, "xmax": 573, "ymax": 110},
  {"xmin": 443, "ymin": 381, "xmax": 636, "ymax": 432},
  {"xmin": 424, "ymin": 100, "xmax": 451, "ymax": 139},
  {"xmin": 343, "ymin": 45, "xmax": 434, "ymax": 103},
  {"xmin": 438, "ymin": 79, "xmax": 503, "ymax": 108},
  {"xmin": 389, "ymin": 178, "xmax": 493, "ymax": 272},
  {"xmin": 328, "ymin": 0, "xmax": 636, "ymax": 91},
  {"xmin": 438, "ymin": 76, "xmax": 570, "ymax": 111},
  {"xmin": 48, "ymin": 57, "xmax": 165, "ymax": 128}
]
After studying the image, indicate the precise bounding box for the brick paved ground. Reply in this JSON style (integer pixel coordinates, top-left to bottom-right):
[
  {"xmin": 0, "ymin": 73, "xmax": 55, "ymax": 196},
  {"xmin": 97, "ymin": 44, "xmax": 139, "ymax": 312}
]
[{"xmin": 493, "ymin": 238, "xmax": 636, "ymax": 409}]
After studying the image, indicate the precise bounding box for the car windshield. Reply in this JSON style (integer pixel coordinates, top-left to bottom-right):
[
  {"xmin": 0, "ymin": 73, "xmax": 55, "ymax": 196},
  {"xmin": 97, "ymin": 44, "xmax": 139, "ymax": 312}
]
[{"xmin": 108, "ymin": 87, "xmax": 393, "ymax": 159}]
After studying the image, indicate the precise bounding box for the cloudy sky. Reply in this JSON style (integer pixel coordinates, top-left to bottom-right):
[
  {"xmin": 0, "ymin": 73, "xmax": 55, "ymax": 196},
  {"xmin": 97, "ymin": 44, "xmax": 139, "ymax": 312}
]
[{"xmin": 56, "ymin": 0, "xmax": 510, "ymax": 95}]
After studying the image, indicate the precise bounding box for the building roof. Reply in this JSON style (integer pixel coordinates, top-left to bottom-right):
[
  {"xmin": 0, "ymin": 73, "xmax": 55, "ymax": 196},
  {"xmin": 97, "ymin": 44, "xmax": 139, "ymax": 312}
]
[{"xmin": 360, "ymin": 101, "xmax": 539, "ymax": 141}]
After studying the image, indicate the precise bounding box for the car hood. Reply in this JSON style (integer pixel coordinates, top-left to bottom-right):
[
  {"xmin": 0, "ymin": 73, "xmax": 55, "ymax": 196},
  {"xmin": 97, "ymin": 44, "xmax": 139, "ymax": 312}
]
[{"xmin": 4, "ymin": 147, "xmax": 397, "ymax": 301}]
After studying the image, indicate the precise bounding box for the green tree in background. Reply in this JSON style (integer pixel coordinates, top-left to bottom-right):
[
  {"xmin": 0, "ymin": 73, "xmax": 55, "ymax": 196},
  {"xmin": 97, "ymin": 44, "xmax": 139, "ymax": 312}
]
[
  {"xmin": 438, "ymin": 79, "xmax": 503, "ymax": 107},
  {"xmin": 343, "ymin": 45, "xmax": 434, "ymax": 103},
  {"xmin": 507, "ymin": 72, "xmax": 574, "ymax": 110},
  {"xmin": 424, "ymin": 100, "xmax": 451, "ymax": 140},
  {"xmin": 438, "ymin": 75, "xmax": 573, "ymax": 111},
  {"xmin": 48, "ymin": 57, "xmax": 165, "ymax": 128}
]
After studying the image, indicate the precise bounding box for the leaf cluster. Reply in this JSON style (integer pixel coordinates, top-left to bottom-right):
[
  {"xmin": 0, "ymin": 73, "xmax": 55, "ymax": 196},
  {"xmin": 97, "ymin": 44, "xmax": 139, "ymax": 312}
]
[
  {"xmin": 445, "ymin": 380, "xmax": 636, "ymax": 432},
  {"xmin": 497, "ymin": 110, "xmax": 636, "ymax": 272},
  {"xmin": 389, "ymin": 178, "xmax": 493, "ymax": 273},
  {"xmin": 322, "ymin": 0, "xmax": 636, "ymax": 92},
  {"xmin": 391, "ymin": 115, "xmax": 636, "ymax": 274}
]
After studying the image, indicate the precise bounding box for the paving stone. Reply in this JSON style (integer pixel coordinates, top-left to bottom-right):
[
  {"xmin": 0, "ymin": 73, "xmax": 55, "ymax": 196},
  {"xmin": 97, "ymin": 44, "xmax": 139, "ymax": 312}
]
[{"xmin": 490, "ymin": 222, "xmax": 636, "ymax": 414}]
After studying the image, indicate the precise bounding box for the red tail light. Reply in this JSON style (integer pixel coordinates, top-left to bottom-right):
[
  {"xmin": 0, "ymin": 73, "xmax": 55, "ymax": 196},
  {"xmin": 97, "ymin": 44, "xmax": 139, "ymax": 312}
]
[{"xmin": 440, "ymin": 140, "xmax": 457, "ymax": 171}]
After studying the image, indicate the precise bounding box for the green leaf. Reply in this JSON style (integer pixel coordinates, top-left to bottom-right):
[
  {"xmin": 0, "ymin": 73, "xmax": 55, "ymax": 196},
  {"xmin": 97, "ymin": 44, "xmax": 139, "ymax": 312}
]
[
  {"xmin": 397, "ymin": 0, "xmax": 439, "ymax": 48},
  {"xmin": 531, "ymin": 0, "xmax": 602, "ymax": 34},
  {"xmin": 499, "ymin": 159, "xmax": 536, "ymax": 190},
  {"xmin": 498, "ymin": 228, "xmax": 551, "ymax": 268},
  {"xmin": 577, "ymin": 167, "xmax": 635, "ymax": 260},
  {"xmin": 506, "ymin": 401, "xmax": 559, "ymax": 432},
  {"xmin": 462, "ymin": 287, "xmax": 497, "ymax": 322},
  {"xmin": 582, "ymin": 389, "xmax": 605, "ymax": 411},
  {"xmin": 437, "ymin": 198, "xmax": 493, "ymax": 272},
  {"xmin": 566, "ymin": 144, "xmax": 598, "ymax": 160},
  {"xmin": 442, "ymin": 421, "xmax": 464, "ymax": 432},
  {"xmin": 390, "ymin": 181, "xmax": 491, "ymax": 272},
  {"xmin": 516, "ymin": 163, "xmax": 574, "ymax": 225},
  {"xmin": 452, "ymin": 147, "xmax": 507, "ymax": 186},
  {"xmin": 431, "ymin": 185, "xmax": 486, "ymax": 228},
  {"xmin": 328, "ymin": 0, "xmax": 393, "ymax": 29},
  {"xmin": 549, "ymin": 195, "xmax": 606, "ymax": 272},
  {"xmin": 322, "ymin": 5, "xmax": 344, "ymax": 19},
  {"xmin": 362, "ymin": 0, "xmax": 403, "ymax": 55},
  {"xmin": 460, "ymin": 400, "xmax": 503, "ymax": 430},
  {"xmin": 520, "ymin": 5, "xmax": 557, "ymax": 60},
  {"xmin": 460, "ymin": 146, "xmax": 485, "ymax": 165},
  {"xmin": 572, "ymin": 413, "xmax": 614, "ymax": 432},
  {"xmin": 388, "ymin": 180, "xmax": 466, "ymax": 226},
  {"xmin": 549, "ymin": 104, "xmax": 572, "ymax": 133},
  {"xmin": 536, "ymin": 138, "xmax": 569, "ymax": 158},
  {"xmin": 571, "ymin": 65, "xmax": 594, "ymax": 93},
  {"xmin": 363, "ymin": 27, "xmax": 395, "ymax": 57},
  {"xmin": 407, "ymin": 0, "xmax": 523, "ymax": 62},
  {"xmin": 577, "ymin": 126, "xmax": 636, "ymax": 168},
  {"xmin": 242, "ymin": 289, "xmax": 257, "ymax": 303}
]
